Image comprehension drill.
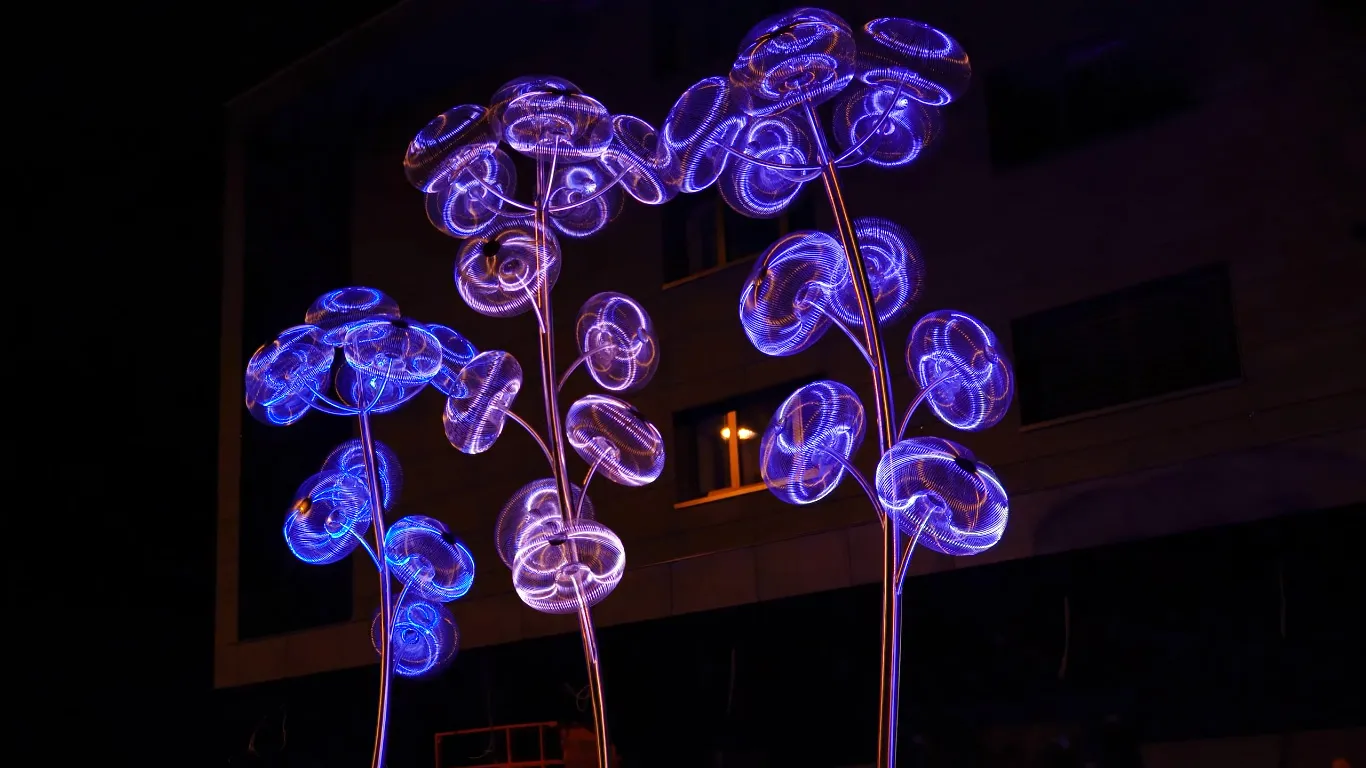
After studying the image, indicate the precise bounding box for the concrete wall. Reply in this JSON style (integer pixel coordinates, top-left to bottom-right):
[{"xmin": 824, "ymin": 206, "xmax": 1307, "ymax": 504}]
[{"xmin": 216, "ymin": 0, "xmax": 1365, "ymax": 686}]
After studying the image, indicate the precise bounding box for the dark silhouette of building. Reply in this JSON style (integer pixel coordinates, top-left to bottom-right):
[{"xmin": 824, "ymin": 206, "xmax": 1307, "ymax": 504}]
[{"xmin": 214, "ymin": 0, "xmax": 1365, "ymax": 765}]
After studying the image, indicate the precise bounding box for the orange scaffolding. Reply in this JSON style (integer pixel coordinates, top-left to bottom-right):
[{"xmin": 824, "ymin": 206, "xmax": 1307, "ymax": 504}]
[{"xmin": 434, "ymin": 721, "xmax": 565, "ymax": 768}]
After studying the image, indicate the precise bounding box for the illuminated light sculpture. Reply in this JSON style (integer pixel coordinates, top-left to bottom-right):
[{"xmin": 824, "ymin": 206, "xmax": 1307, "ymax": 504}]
[
  {"xmin": 245, "ymin": 287, "xmax": 479, "ymax": 768},
  {"xmin": 663, "ymin": 8, "xmax": 1013, "ymax": 766},
  {"xmin": 404, "ymin": 75, "xmax": 673, "ymax": 767}
]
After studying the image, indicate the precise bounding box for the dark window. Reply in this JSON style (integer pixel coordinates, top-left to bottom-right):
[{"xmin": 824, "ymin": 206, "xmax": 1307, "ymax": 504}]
[
  {"xmin": 1011, "ymin": 263, "xmax": 1241, "ymax": 425},
  {"xmin": 238, "ymin": 128, "xmax": 355, "ymax": 640},
  {"xmin": 986, "ymin": 39, "xmax": 1197, "ymax": 170},
  {"xmin": 662, "ymin": 188, "xmax": 818, "ymax": 284},
  {"xmin": 673, "ymin": 381, "xmax": 806, "ymax": 502}
]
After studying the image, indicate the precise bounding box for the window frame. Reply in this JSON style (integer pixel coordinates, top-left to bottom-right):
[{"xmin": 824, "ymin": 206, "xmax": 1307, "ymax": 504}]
[{"xmin": 662, "ymin": 191, "xmax": 817, "ymax": 289}]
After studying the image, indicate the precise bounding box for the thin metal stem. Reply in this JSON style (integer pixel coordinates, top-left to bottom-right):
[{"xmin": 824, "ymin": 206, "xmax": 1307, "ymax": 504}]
[
  {"xmin": 557, "ymin": 342, "xmax": 618, "ymax": 393},
  {"xmin": 353, "ymin": 531, "xmax": 380, "ymax": 568},
  {"xmin": 830, "ymin": 76, "xmax": 910, "ymax": 167},
  {"xmin": 468, "ymin": 171, "xmax": 537, "ymax": 213},
  {"xmin": 535, "ymin": 148, "xmax": 611, "ymax": 767},
  {"xmin": 576, "ymin": 458, "xmax": 602, "ymax": 521},
  {"xmin": 717, "ymin": 142, "xmax": 823, "ymax": 176},
  {"xmin": 546, "ymin": 165, "xmax": 632, "ymax": 214},
  {"xmin": 812, "ymin": 302, "xmax": 872, "ymax": 367},
  {"xmin": 896, "ymin": 371, "xmax": 956, "ymax": 441},
  {"xmin": 505, "ymin": 410, "xmax": 555, "ymax": 468},
  {"xmin": 802, "ymin": 95, "xmax": 903, "ymax": 768},
  {"xmin": 358, "ymin": 406, "xmax": 394, "ymax": 768},
  {"xmin": 894, "ymin": 515, "xmax": 929, "ymax": 595},
  {"xmin": 574, "ymin": 577, "xmax": 611, "ymax": 768},
  {"xmin": 816, "ymin": 448, "xmax": 883, "ymax": 522}
]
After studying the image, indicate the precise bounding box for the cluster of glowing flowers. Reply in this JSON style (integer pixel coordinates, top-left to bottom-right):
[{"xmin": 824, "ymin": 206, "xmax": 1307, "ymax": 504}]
[
  {"xmin": 244, "ymin": 286, "xmax": 479, "ymax": 423},
  {"xmin": 282, "ymin": 438, "xmax": 403, "ymax": 565},
  {"xmin": 662, "ymin": 7, "xmax": 969, "ymax": 215},
  {"xmin": 406, "ymin": 77, "xmax": 683, "ymax": 247},
  {"xmin": 739, "ymin": 218, "xmax": 924, "ymax": 357}
]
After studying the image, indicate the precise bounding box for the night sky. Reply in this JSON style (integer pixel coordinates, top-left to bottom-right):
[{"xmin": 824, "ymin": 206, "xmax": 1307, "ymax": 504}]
[{"xmin": 15, "ymin": 1, "xmax": 403, "ymax": 760}]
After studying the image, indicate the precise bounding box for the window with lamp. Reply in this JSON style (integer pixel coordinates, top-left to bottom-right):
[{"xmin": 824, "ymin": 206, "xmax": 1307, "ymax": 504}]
[
  {"xmin": 672, "ymin": 383, "xmax": 806, "ymax": 505},
  {"xmin": 661, "ymin": 187, "xmax": 818, "ymax": 285}
]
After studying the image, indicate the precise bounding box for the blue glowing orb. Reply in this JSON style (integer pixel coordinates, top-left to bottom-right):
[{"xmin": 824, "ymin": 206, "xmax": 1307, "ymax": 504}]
[
  {"xmin": 760, "ymin": 380, "xmax": 866, "ymax": 505},
  {"xmin": 370, "ymin": 596, "xmax": 459, "ymax": 678},
  {"xmin": 875, "ymin": 437, "xmax": 1008, "ymax": 556},
  {"xmin": 442, "ymin": 350, "xmax": 522, "ymax": 454},
  {"xmin": 511, "ymin": 519, "xmax": 625, "ymax": 615},
  {"xmin": 662, "ymin": 76, "xmax": 749, "ymax": 193},
  {"xmin": 384, "ymin": 515, "xmax": 476, "ymax": 603},
  {"xmin": 575, "ymin": 292, "xmax": 660, "ymax": 392},
  {"xmin": 856, "ymin": 18, "xmax": 972, "ymax": 106},
  {"xmin": 906, "ymin": 310, "xmax": 1014, "ymax": 431},
  {"xmin": 245, "ymin": 325, "xmax": 333, "ymax": 427},
  {"xmin": 283, "ymin": 471, "xmax": 371, "ymax": 565},
  {"xmin": 305, "ymin": 287, "xmax": 401, "ymax": 346},
  {"xmin": 495, "ymin": 479, "xmax": 596, "ymax": 570},
  {"xmin": 455, "ymin": 219, "xmax": 561, "ymax": 318},
  {"xmin": 730, "ymin": 7, "xmax": 856, "ymax": 116},
  {"xmin": 322, "ymin": 438, "xmax": 403, "ymax": 511},
  {"xmin": 739, "ymin": 230, "xmax": 849, "ymax": 357},
  {"xmin": 565, "ymin": 394, "xmax": 666, "ymax": 487}
]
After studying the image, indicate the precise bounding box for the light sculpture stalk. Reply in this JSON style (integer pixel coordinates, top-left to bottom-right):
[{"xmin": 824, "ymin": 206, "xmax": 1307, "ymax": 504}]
[
  {"xmin": 244, "ymin": 291, "xmax": 481, "ymax": 767},
  {"xmin": 662, "ymin": 8, "xmax": 1014, "ymax": 766},
  {"xmin": 404, "ymin": 76, "xmax": 674, "ymax": 767}
]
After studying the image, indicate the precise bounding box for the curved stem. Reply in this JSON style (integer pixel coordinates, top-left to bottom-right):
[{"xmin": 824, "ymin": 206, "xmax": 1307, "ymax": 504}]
[
  {"xmin": 831, "ymin": 77, "xmax": 910, "ymax": 167},
  {"xmin": 896, "ymin": 371, "xmax": 956, "ymax": 441},
  {"xmin": 353, "ymin": 531, "xmax": 380, "ymax": 568},
  {"xmin": 305, "ymin": 379, "xmax": 359, "ymax": 416},
  {"xmin": 802, "ymin": 95, "xmax": 902, "ymax": 768},
  {"xmin": 816, "ymin": 448, "xmax": 883, "ymax": 522},
  {"xmin": 557, "ymin": 342, "xmax": 618, "ymax": 393},
  {"xmin": 546, "ymin": 165, "xmax": 632, "ymax": 214},
  {"xmin": 468, "ymin": 171, "xmax": 537, "ymax": 213},
  {"xmin": 536, "ymin": 147, "xmax": 612, "ymax": 768},
  {"xmin": 576, "ymin": 458, "xmax": 602, "ymax": 521},
  {"xmin": 717, "ymin": 142, "xmax": 823, "ymax": 176},
  {"xmin": 812, "ymin": 303, "xmax": 872, "ymax": 367},
  {"xmin": 894, "ymin": 516, "xmax": 929, "ymax": 595},
  {"xmin": 358, "ymin": 406, "xmax": 394, "ymax": 768},
  {"xmin": 505, "ymin": 409, "xmax": 555, "ymax": 468}
]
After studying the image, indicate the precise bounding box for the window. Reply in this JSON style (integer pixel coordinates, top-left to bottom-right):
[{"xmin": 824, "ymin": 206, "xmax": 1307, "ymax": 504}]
[
  {"xmin": 673, "ymin": 383, "xmax": 804, "ymax": 504},
  {"xmin": 1010, "ymin": 263, "xmax": 1241, "ymax": 426},
  {"xmin": 986, "ymin": 38, "xmax": 1197, "ymax": 170},
  {"xmin": 663, "ymin": 188, "xmax": 818, "ymax": 284}
]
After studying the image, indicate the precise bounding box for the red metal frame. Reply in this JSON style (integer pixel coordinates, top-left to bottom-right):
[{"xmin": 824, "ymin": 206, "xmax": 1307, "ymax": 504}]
[{"xmin": 434, "ymin": 721, "xmax": 565, "ymax": 768}]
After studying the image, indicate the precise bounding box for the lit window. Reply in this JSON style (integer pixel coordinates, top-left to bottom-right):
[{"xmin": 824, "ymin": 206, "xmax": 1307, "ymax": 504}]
[{"xmin": 672, "ymin": 382, "xmax": 810, "ymax": 504}]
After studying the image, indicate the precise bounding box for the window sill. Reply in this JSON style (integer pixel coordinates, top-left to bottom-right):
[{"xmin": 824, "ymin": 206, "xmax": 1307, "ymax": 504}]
[
  {"xmin": 673, "ymin": 483, "xmax": 768, "ymax": 509},
  {"xmin": 661, "ymin": 253, "xmax": 758, "ymax": 291}
]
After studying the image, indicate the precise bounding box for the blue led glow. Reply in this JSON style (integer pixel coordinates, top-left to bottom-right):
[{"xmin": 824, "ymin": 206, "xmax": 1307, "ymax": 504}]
[
  {"xmin": 404, "ymin": 104, "xmax": 499, "ymax": 193},
  {"xmin": 875, "ymin": 437, "xmax": 1008, "ymax": 555},
  {"xmin": 575, "ymin": 291, "xmax": 660, "ymax": 392},
  {"xmin": 245, "ymin": 325, "xmax": 334, "ymax": 426},
  {"xmin": 906, "ymin": 310, "xmax": 1014, "ymax": 431},
  {"xmin": 283, "ymin": 471, "xmax": 371, "ymax": 565},
  {"xmin": 323, "ymin": 438, "xmax": 404, "ymax": 514},
  {"xmin": 730, "ymin": 8, "xmax": 856, "ymax": 116},
  {"xmin": 370, "ymin": 595, "xmax": 460, "ymax": 678},
  {"xmin": 427, "ymin": 324, "xmax": 480, "ymax": 397},
  {"xmin": 424, "ymin": 147, "xmax": 517, "ymax": 239},
  {"xmin": 495, "ymin": 478, "xmax": 596, "ymax": 569},
  {"xmin": 455, "ymin": 219, "xmax": 561, "ymax": 318},
  {"xmin": 442, "ymin": 350, "xmax": 523, "ymax": 454},
  {"xmin": 664, "ymin": 12, "xmax": 1008, "ymax": 766},
  {"xmin": 384, "ymin": 515, "xmax": 476, "ymax": 603},
  {"xmin": 492, "ymin": 76, "xmax": 614, "ymax": 161},
  {"xmin": 512, "ymin": 519, "xmax": 625, "ymax": 615},
  {"xmin": 565, "ymin": 394, "xmax": 666, "ymax": 487},
  {"xmin": 548, "ymin": 163, "xmax": 623, "ymax": 238},
  {"xmin": 759, "ymin": 380, "xmax": 867, "ymax": 504},
  {"xmin": 598, "ymin": 114, "xmax": 680, "ymax": 205},
  {"xmin": 739, "ymin": 230, "xmax": 849, "ymax": 356},
  {"xmin": 305, "ymin": 287, "xmax": 402, "ymax": 347},
  {"xmin": 719, "ymin": 115, "xmax": 814, "ymax": 218},
  {"xmin": 343, "ymin": 318, "xmax": 444, "ymax": 384}
]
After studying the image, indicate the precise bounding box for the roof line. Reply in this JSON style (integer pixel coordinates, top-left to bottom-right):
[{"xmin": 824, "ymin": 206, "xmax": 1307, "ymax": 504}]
[{"xmin": 223, "ymin": 0, "xmax": 418, "ymax": 109}]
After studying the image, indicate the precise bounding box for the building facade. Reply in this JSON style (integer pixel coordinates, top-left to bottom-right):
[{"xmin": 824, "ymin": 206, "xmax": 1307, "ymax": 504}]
[{"xmin": 215, "ymin": 0, "xmax": 1364, "ymax": 763}]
